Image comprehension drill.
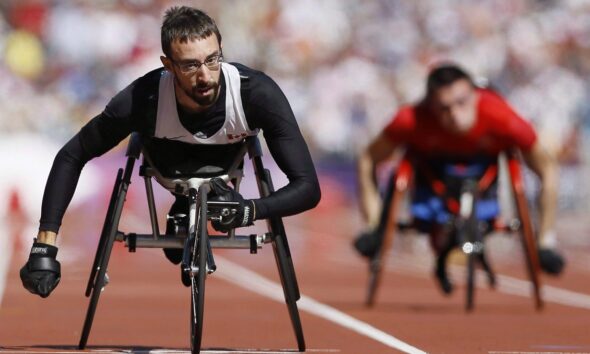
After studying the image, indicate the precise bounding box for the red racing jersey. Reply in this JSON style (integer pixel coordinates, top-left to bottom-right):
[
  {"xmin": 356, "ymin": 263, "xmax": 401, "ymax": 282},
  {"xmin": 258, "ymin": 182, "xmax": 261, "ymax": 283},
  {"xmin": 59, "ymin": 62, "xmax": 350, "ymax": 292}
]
[{"xmin": 383, "ymin": 89, "xmax": 537, "ymax": 157}]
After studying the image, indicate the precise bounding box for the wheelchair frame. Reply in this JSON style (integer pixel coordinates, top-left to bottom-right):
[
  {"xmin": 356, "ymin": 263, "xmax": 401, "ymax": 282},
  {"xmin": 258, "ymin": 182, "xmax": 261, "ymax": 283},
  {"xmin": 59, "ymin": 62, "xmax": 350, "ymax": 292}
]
[
  {"xmin": 365, "ymin": 151, "xmax": 543, "ymax": 311},
  {"xmin": 78, "ymin": 133, "xmax": 306, "ymax": 354}
]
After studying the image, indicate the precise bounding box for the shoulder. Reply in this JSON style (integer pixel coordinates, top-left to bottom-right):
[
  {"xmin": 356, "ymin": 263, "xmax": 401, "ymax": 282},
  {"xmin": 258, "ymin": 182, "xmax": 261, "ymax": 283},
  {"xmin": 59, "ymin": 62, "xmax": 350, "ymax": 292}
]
[
  {"xmin": 381, "ymin": 104, "xmax": 420, "ymax": 142},
  {"xmin": 389, "ymin": 105, "xmax": 418, "ymax": 129},
  {"xmin": 108, "ymin": 68, "xmax": 163, "ymax": 106},
  {"xmin": 477, "ymin": 88, "xmax": 537, "ymax": 148},
  {"xmin": 132, "ymin": 67, "xmax": 166, "ymax": 96},
  {"xmin": 477, "ymin": 88, "xmax": 519, "ymax": 123},
  {"xmin": 103, "ymin": 68, "xmax": 164, "ymax": 128},
  {"xmin": 231, "ymin": 62, "xmax": 283, "ymax": 100}
]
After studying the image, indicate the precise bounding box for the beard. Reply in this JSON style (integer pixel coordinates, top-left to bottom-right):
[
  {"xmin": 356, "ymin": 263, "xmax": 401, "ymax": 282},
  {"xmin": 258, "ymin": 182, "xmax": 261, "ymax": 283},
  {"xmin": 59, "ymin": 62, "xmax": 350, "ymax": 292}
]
[{"xmin": 186, "ymin": 79, "xmax": 220, "ymax": 106}]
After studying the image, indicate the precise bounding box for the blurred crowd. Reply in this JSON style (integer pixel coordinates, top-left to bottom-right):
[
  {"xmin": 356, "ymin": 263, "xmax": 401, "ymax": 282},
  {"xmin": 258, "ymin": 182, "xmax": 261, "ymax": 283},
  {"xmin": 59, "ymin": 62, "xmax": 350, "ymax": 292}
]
[{"xmin": 1, "ymin": 0, "xmax": 590, "ymax": 208}]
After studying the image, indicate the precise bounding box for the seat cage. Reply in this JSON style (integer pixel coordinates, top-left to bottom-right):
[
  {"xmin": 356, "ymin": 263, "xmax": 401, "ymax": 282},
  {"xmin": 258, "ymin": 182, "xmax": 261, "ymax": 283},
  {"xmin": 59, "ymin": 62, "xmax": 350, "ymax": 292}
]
[{"xmin": 118, "ymin": 133, "xmax": 272, "ymax": 251}]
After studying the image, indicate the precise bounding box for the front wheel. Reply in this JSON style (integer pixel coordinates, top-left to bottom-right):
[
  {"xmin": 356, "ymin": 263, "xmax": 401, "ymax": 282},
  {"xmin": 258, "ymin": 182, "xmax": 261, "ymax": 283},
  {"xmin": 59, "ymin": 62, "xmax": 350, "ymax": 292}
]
[{"xmin": 190, "ymin": 192, "xmax": 208, "ymax": 354}]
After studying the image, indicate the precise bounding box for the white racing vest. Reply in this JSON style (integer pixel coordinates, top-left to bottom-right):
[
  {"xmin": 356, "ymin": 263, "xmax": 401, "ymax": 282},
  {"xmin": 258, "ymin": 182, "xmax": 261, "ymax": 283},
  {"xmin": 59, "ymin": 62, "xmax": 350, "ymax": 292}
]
[{"xmin": 154, "ymin": 62, "xmax": 258, "ymax": 144}]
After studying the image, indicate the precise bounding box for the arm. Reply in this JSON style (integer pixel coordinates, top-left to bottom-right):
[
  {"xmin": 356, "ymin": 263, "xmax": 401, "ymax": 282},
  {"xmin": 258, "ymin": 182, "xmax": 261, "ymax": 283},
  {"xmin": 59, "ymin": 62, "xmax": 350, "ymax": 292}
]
[
  {"xmin": 357, "ymin": 133, "xmax": 397, "ymax": 228},
  {"xmin": 37, "ymin": 79, "xmax": 139, "ymax": 244},
  {"xmin": 247, "ymin": 75, "xmax": 321, "ymax": 219},
  {"xmin": 521, "ymin": 139, "xmax": 559, "ymax": 248},
  {"xmin": 21, "ymin": 91, "xmax": 134, "ymax": 297}
]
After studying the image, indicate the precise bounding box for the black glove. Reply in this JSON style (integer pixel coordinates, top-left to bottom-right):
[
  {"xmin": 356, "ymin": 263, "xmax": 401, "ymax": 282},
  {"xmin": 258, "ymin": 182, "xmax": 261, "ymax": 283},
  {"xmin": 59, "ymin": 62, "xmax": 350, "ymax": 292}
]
[
  {"xmin": 20, "ymin": 240, "xmax": 61, "ymax": 298},
  {"xmin": 208, "ymin": 178, "xmax": 255, "ymax": 232},
  {"xmin": 353, "ymin": 229, "xmax": 381, "ymax": 259},
  {"xmin": 538, "ymin": 248, "xmax": 565, "ymax": 275}
]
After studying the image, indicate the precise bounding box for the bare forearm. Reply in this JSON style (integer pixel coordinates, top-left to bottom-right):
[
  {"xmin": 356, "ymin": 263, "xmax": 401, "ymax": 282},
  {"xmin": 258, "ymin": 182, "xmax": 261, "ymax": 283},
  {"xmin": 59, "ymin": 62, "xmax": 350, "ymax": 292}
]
[
  {"xmin": 357, "ymin": 151, "xmax": 381, "ymax": 227},
  {"xmin": 523, "ymin": 141, "xmax": 559, "ymax": 247},
  {"xmin": 36, "ymin": 230, "xmax": 57, "ymax": 246},
  {"xmin": 538, "ymin": 159, "xmax": 559, "ymax": 246},
  {"xmin": 357, "ymin": 134, "xmax": 397, "ymax": 228}
]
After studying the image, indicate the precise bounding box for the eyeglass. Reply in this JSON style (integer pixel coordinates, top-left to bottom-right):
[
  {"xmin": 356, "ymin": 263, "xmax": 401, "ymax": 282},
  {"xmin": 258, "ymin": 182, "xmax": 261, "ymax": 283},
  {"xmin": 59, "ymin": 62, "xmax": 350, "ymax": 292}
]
[{"xmin": 171, "ymin": 53, "xmax": 223, "ymax": 74}]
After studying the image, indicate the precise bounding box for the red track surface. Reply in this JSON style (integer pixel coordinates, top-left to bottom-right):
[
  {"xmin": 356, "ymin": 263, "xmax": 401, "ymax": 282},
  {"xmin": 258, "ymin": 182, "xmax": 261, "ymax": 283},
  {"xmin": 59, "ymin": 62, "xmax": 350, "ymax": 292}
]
[{"xmin": 2, "ymin": 181, "xmax": 590, "ymax": 354}]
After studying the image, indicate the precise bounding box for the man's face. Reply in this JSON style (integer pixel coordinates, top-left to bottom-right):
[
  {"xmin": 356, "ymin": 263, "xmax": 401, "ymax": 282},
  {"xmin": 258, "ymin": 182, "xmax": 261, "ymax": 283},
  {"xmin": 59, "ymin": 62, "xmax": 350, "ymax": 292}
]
[
  {"xmin": 430, "ymin": 79, "xmax": 478, "ymax": 134},
  {"xmin": 162, "ymin": 34, "xmax": 222, "ymax": 108}
]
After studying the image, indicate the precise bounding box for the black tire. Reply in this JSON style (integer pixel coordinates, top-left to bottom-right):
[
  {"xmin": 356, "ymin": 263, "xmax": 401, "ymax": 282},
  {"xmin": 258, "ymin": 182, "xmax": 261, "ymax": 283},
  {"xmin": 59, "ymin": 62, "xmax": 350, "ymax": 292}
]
[
  {"xmin": 465, "ymin": 251, "xmax": 476, "ymax": 312},
  {"xmin": 190, "ymin": 192, "xmax": 208, "ymax": 354},
  {"xmin": 366, "ymin": 257, "xmax": 382, "ymax": 307},
  {"xmin": 79, "ymin": 170, "xmax": 128, "ymax": 349},
  {"xmin": 461, "ymin": 182, "xmax": 479, "ymax": 312},
  {"xmin": 258, "ymin": 167, "xmax": 305, "ymax": 351},
  {"xmin": 273, "ymin": 233, "xmax": 306, "ymax": 351},
  {"xmin": 366, "ymin": 173, "xmax": 396, "ymax": 307}
]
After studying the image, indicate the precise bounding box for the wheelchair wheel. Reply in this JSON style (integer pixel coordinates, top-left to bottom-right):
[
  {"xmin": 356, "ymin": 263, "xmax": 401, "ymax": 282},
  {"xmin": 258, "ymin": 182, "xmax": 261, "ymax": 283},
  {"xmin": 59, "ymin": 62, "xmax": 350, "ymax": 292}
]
[
  {"xmin": 365, "ymin": 178, "xmax": 396, "ymax": 307},
  {"xmin": 258, "ymin": 167, "xmax": 305, "ymax": 351},
  {"xmin": 465, "ymin": 251, "xmax": 476, "ymax": 311},
  {"xmin": 507, "ymin": 155, "xmax": 543, "ymax": 310},
  {"xmin": 272, "ymin": 233, "xmax": 305, "ymax": 351},
  {"xmin": 79, "ymin": 167, "xmax": 130, "ymax": 349},
  {"xmin": 366, "ymin": 159, "xmax": 412, "ymax": 307},
  {"xmin": 459, "ymin": 181, "xmax": 479, "ymax": 312},
  {"xmin": 190, "ymin": 191, "xmax": 208, "ymax": 354}
]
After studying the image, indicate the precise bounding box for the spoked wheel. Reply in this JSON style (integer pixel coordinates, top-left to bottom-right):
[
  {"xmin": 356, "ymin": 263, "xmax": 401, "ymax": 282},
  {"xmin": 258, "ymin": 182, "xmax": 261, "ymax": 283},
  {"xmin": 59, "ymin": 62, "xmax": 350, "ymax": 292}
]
[{"xmin": 189, "ymin": 189, "xmax": 208, "ymax": 354}]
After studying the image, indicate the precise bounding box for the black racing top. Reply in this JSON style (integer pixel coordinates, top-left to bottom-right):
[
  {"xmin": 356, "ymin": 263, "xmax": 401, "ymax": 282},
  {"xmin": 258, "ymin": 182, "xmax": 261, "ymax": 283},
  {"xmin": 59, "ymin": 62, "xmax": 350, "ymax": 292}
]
[{"xmin": 39, "ymin": 63, "xmax": 321, "ymax": 232}]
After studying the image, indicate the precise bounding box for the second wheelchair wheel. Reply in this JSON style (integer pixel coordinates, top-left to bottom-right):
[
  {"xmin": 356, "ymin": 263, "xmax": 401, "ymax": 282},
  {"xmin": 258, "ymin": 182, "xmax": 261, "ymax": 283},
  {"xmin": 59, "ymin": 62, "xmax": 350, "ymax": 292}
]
[
  {"xmin": 190, "ymin": 195, "xmax": 208, "ymax": 354},
  {"xmin": 459, "ymin": 181, "xmax": 479, "ymax": 312},
  {"xmin": 465, "ymin": 250, "xmax": 476, "ymax": 311}
]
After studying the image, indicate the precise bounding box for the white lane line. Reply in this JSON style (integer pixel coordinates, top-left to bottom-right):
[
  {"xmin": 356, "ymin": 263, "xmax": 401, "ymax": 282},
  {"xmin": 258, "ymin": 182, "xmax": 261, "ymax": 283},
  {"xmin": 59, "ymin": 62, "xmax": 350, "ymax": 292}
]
[
  {"xmin": 215, "ymin": 256, "xmax": 427, "ymax": 354},
  {"xmin": 289, "ymin": 224, "xmax": 590, "ymax": 311},
  {"xmin": 384, "ymin": 253, "xmax": 590, "ymax": 310},
  {"xmin": 494, "ymin": 273, "xmax": 590, "ymax": 310}
]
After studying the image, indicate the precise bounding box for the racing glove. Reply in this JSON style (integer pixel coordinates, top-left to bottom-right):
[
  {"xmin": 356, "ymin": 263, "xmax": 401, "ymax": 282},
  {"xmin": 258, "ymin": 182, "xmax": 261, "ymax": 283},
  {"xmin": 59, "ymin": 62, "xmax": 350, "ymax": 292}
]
[
  {"xmin": 20, "ymin": 240, "xmax": 61, "ymax": 298},
  {"xmin": 353, "ymin": 228, "xmax": 381, "ymax": 259},
  {"xmin": 208, "ymin": 177, "xmax": 255, "ymax": 232},
  {"xmin": 538, "ymin": 248, "xmax": 565, "ymax": 275}
]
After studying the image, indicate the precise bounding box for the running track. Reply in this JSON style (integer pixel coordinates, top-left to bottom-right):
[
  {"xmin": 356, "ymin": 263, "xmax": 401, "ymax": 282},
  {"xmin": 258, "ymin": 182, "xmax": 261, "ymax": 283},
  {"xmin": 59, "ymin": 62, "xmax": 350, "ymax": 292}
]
[{"xmin": 1, "ymin": 174, "xmax": 590, "ymax": 354}]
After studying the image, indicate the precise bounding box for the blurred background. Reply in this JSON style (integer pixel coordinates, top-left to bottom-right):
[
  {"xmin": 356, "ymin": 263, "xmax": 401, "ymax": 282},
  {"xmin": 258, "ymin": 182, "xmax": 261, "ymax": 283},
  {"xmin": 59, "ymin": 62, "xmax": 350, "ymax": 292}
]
[{"xmin": 1, "ymin": 0, "xmax": 590, "ymax": 303}]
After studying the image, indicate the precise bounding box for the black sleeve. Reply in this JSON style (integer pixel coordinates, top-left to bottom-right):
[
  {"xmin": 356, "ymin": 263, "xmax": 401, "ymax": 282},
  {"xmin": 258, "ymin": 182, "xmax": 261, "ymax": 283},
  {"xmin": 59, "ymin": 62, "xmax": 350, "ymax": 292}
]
[
  {"xmin": 246, "ymin": 73, "xmax": 321, "ymax": 220},
  {"xmin": 39, "ymin": 82, "xmax": 137, "ymax": 232}
]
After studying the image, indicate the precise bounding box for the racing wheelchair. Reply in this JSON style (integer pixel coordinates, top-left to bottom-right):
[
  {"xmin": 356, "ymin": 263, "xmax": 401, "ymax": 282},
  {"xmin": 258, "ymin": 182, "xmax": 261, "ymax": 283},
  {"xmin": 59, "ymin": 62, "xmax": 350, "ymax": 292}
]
[
  {"xmin": 78, "ymin": 133, "xmax": 306, "ymax": 354},
  {"xmin": 363, "ymin": 150, "xmax": 543, "ymax": 311}
]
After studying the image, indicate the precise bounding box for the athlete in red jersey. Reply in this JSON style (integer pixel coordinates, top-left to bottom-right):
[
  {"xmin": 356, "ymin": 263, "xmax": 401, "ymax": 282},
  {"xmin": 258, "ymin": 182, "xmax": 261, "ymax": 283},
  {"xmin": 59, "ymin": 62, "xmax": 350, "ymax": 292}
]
[
  {"xmin": 383, "ymin": 89, "xmax": 537, "ymax": 157},
  {"xmin": 355, "ymin": 64, "xmax": 564, "ymax": 293}
]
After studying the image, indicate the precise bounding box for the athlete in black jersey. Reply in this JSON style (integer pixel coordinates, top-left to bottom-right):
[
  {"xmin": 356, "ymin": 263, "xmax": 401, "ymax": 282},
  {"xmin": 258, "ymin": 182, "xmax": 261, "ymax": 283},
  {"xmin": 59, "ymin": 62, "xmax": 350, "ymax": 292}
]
[{"xmin": 21, "ymin": 6, "xmax": 321, "ymax": 298}]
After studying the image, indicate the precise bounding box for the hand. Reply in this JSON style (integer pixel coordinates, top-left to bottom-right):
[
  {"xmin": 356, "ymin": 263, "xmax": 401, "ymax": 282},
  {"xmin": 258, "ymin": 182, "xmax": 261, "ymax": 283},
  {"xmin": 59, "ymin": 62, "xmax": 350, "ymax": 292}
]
[
  {"xmin": 20, "ymin": 240, "xmax": 61, "ymax": 298},
  {"xmin": 538, "ymin": 248, "xmax": 565, "ymax": 275},
  {"xmin": 208, "ymin": 178, "xmax": 255, "ymax": 232},
  {"xmin": 353, "ymin": 228, "xmax": 381, "ymax": 259}
]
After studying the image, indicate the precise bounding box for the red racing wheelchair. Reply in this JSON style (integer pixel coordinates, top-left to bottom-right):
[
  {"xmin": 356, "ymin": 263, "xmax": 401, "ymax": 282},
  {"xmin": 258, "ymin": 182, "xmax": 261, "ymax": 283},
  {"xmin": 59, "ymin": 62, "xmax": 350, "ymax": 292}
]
[{"xmin": 365, "ymin": 150, "xmax": 543, "ymax": 311}]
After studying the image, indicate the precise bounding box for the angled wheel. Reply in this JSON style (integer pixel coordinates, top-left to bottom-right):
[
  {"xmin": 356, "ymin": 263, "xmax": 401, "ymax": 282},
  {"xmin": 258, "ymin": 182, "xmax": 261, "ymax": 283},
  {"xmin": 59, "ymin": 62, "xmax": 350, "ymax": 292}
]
[
  {"xmin": 465, "ymin": 248, "xmax": 477, "ymax": 311},
  {"xmin": 507, "ymin": 154, "xmax": 543, "ymax": 310},
  {"xmin": 189, "ymin": 188, "xmax": 208, "ymax": 354},
  {"xmin": 253, "ymin": 156, "xmax": 305, "ymax": 351},
  {"xmin": 80, "ymin": 162, "xmax": 134, "ymax": 349},
  {"xmin": 366, "ymin": 159, "xmax": 413, "ymax": 307}
]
